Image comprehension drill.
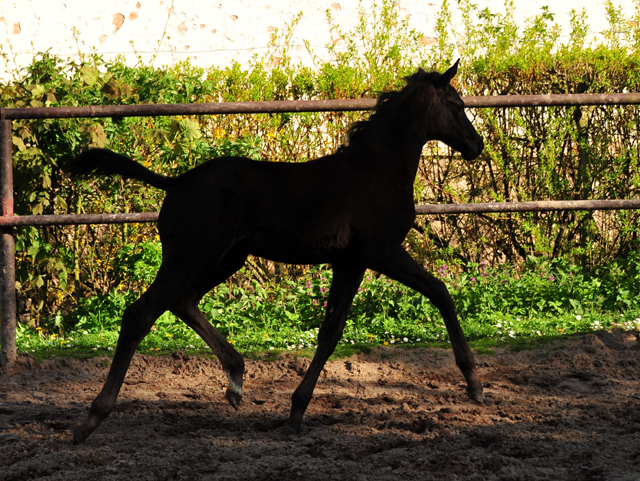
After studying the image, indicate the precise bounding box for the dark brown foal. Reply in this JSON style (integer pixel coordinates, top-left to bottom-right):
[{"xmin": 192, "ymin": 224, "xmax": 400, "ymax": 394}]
[{"xmin": 64, "ymin": 60, "xmax": 484, "ymax": 444}]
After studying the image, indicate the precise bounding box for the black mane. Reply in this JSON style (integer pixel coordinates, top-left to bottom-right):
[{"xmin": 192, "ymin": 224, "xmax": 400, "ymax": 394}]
[{"xmin": 338, "ymin": 68, "xmax": 443, "ymax": 152}]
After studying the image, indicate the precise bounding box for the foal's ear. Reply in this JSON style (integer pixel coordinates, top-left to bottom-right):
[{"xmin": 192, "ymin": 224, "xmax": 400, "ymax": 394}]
[{"xmin": 437, "ymin": 59, "xmax": 460, "ymax": 87}]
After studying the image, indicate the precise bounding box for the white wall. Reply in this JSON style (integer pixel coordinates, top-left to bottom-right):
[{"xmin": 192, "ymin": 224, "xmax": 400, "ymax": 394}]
[{"xmin": 0, "ymin": 0, "xmax": 636, "ymax": 79}]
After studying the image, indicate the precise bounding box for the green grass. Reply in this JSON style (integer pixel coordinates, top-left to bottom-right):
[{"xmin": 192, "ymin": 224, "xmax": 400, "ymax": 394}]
[{"xmin": 17, "ymin": 255, "xmax": 640, "ymax": 362}]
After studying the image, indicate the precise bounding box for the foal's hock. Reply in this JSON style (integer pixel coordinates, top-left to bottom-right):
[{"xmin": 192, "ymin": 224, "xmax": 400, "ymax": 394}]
[{"xmin": 64, "ymin": 61, "xmax": 485, "ymax": 444}]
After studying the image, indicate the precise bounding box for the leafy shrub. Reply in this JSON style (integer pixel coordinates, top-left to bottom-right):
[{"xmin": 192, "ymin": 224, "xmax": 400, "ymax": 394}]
[{"xmin": 2, "ymin": 0, "xmax": 640, "ymax": 328}]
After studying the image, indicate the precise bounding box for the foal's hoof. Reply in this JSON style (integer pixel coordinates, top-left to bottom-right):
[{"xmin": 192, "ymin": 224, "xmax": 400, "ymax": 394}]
[
  {"xmin": 225, "ymin": 389, "xmax": 242, "ymax": 410},
  {"xmin": 467, "ymin": 387, "xmax": 485, "ymax": 403},
  {"xmin": 283, "ymin": 423, "xmax": 300, "ymax": 436}
]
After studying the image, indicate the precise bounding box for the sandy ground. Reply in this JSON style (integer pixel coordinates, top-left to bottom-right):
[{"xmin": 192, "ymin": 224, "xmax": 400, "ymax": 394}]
[{"xmin": 1, "ymin": 330, "xmax": 639, "ymax": 481}]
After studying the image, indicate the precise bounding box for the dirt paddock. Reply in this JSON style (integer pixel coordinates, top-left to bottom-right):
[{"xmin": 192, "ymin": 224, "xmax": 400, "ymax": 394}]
[{"xmin": 1, "ymin": 330, "xmax": 639, "ymax": 481}]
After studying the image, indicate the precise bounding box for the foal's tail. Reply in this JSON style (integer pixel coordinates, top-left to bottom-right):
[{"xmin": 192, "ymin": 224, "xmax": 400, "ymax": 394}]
[{"xmin": 63, "ymin": 148, "xmax": 176, "ymax": 190}]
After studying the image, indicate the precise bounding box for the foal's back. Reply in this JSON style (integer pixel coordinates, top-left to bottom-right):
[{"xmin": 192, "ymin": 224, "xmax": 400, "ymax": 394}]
[{"xmin": 158, "ymin": 150, "xmax": 413, "ymax": 265}]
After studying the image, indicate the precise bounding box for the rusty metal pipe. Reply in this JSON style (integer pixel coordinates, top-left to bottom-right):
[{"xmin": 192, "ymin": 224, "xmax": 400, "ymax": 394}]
[
  {"xmin": 415, "ymin": 199, "xmax": 640, "ymax": 215},
  {"xmin": 0, "ymin": 199, "xmax": 639, "ymax": 228},
  {"xmin": 0, "ymin": 212, "xmax": 159, "ymax": 227},
  {"xmin": 5, "ymin": 93, "xmax": 640, "ymax": 120},
  {"xmin": 4, "ymin": 99, "xmax": 378, "ymax": 120},
  {"xmin": 0, "ymin": 119, "xmax": 16, "ymax": 374},
  {"xmin": 463, "ymin": 92, "xmax": 640, "ymax": 108}
]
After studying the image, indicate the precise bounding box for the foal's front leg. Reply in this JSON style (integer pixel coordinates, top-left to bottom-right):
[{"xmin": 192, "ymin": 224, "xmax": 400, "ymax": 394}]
[
  {"xmin": 286, "ymin": 265, "xmax": 365, "ymax": 434},
  {"xmin": 367, "ymin": 244, "xmax": 484, "ymax": 402}
]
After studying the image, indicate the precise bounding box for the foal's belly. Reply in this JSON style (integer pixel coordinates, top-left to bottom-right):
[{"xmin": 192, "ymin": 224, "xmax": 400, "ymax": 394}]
[{"xmin": 244, "ymin": 229, "xmax": 353, "ymax": 265}]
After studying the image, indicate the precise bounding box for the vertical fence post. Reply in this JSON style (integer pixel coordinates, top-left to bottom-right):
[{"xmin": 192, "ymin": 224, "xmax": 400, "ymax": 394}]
[{"xmin": 0, "ymin": 113, "xmax": 16, "ymax": 374}]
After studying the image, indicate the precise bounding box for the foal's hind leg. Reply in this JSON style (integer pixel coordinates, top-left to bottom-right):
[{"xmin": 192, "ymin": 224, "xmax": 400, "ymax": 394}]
[
  {"xmin": 286, "ymin": 264, "xmax": 365, "ymax": 434},
  {"xmin": 171, "ymin": 250, "xmax": 248, "ymax": 409},
  {"xmin": 73, "ymin": 267, "xmax": 185, "ymax": 444},
  {"xmin": 367, "ymin": 245, "xmax": 484, "ymax": 402},
  {"xmin": 172, "ymin": 300, "xmax": 245, "ymax": 408}
]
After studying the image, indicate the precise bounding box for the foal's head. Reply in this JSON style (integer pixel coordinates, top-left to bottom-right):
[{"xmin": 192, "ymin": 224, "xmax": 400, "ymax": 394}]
[
  {"xmin": 406, "ymin": 60, "xmax": 484, "ymax": 160},
  {"xmin": 341, "ymin": 61, "xmax": 483, "ymax": 161}
]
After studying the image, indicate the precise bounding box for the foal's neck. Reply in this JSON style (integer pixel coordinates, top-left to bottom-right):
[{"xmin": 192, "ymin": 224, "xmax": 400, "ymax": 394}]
[{"xmin": 370, "ymin": 117, "xmax": 431, "ymax": 184}]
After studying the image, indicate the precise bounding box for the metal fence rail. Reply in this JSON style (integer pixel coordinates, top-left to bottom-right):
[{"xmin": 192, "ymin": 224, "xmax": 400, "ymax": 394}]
[
  {"xmin": 2, "ymin": 199, "xmax": 640, "ymax": 228},
  {"xmin": 2, "ymin": 92, "xmax": 640, "ymax": 373},
  {"xmin": 4, "ymin": 93, "xmax": 640, "ymax": 121}
]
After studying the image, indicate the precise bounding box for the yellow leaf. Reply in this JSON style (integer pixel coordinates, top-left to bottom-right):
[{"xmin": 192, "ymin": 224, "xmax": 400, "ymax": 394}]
[
  {"xmin": 31, "ymin": 84, "xmax": 45, "ymax": 98},
  {"xmin": 54, "ymin": 196, "xmax": 68, "ymax": 211},
  {"xmin": 88, "ymin": 124, "xmax": 109, "ymax": 148},
  {"xmin": 80, "ymin": 65, "xmax": 100, "ymax": 86},
  {"xmin": 121, "ymin": 83, "xmax": 133, "ymax": 98},
  {"xmin": 11, "ymin": 136, "xmax": 26, "ymax": 152}
]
